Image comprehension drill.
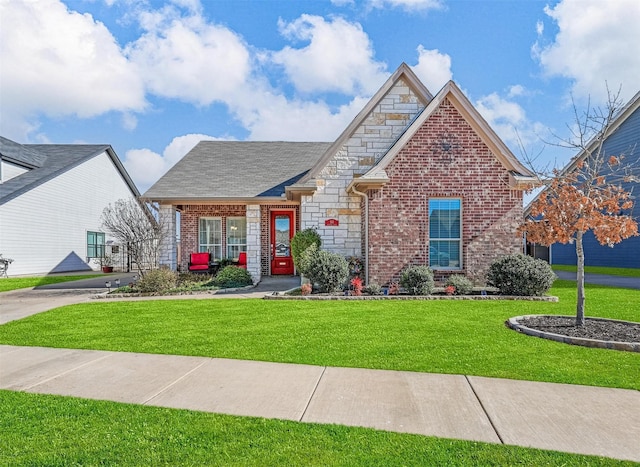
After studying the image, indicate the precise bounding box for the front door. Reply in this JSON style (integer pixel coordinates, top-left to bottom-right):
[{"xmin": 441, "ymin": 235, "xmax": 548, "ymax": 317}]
[{"xmin": 270, "ymin": 211, "xmax": 294, "ymax": 275}]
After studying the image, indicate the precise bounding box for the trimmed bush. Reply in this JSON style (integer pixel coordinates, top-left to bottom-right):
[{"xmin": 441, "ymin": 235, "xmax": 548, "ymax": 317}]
[
  {"xmin": 399, "ymin": 266, "xmax": 434, "ymax": 295},
  {"xmin": 306, "ymin": 250, "xmax": 349, "ymax": 293},
  {"xmin": 213, "ymin": 266, "xmax": 253, "ymax": 289},
  {"xmin": 296, "ymin": 243, "xmax": 319, "ymax": 277},
  {"xmin": 291, "ymin": 228, "xmax": 322, "ymax": 272},
  {"xmin": 363, "ymin": 283, "xmax": 383, "ymax": 295},
  {"xmin": 137, "ymin": 268, "xmax": 178, "ymax": 293},
  {"xmin": 445, "ymin": 274, "xmax": 474, "ymax": 295},
  {"xmin": 487, "ymin": 254, "xmax": 556, "ymax": 296}
]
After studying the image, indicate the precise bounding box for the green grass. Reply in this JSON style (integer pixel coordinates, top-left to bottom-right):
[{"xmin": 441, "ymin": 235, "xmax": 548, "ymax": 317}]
[
  {"xmin": 552, "ymin": 265, "xmax": 640, "ymax": 278},
  {"xmin": 1, "ymin": 280, "xmax": 638, "ymax": 390},
  {"xmin": 1, "ymin": 390, "xmax": 632, "ymax": 466},
  {"xmin": 0, "ymin": 274, "xmax": 105, "ymax": 292}
]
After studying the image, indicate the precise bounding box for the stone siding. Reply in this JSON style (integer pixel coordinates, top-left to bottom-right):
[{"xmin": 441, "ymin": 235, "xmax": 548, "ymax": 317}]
[
  {"xmin": 302, "ymin": 78, "xmax": 427, "ymax": 257},
  {"xmin": 367, "ymin": 97, "xmax": 524, "ymax": 285}
]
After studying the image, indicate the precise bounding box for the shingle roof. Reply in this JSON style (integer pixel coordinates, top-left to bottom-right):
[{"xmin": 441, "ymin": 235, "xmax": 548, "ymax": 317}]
[
  {"xmin": 144, "ymin": 141, "xmax": 332, "ymax": 201},
  {"xmin": 0, "ymin": 136, "xmax": 138, "ymax": 205}
]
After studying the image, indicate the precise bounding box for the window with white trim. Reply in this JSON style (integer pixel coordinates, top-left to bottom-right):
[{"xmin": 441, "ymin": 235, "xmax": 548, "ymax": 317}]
[
  {"xmin": 199, "ymin": 218, "xmax": 222, "ymax": 260},
  {"xmin": 429, "ymin": 198, "xmax": 462, "ymax": 269},
  {"xmin": 226, "ymin": 217, "xmax": 247, "ymax": 260}
]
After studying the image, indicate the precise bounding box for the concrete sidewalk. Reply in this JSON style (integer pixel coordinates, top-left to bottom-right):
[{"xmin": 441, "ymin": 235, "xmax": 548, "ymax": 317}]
[{"xmin": 1, "ymin": 344, "xmax": 639, "ymax": 462}]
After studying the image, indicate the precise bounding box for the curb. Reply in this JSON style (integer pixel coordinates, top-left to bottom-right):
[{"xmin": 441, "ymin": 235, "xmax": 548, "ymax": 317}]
[{"xmin": 507, "ymin": 315, "xmax": 640, "ymax": 353}]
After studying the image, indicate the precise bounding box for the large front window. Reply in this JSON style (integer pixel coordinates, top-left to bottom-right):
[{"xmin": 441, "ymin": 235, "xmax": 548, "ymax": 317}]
[
  {"xmin": 226, "ymin": 217, "xmax": 247, "ymax": 260},
  {"xmin": 199, "ymin": 218, "xmax": 222, "ymax": 260},
  {"xmin": 429, "ymin": 198, "xmax": 461, "ymax": 269}
]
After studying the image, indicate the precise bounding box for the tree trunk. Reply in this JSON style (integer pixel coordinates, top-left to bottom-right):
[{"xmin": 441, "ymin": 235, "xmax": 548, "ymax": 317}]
[{"xmin": 575, "ymin": 230, "xmax": 586, "ymax": 326}]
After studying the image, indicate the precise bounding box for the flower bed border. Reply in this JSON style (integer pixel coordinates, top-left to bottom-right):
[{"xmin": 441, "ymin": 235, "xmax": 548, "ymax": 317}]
[
  {"xmin": 264, "ymin": 294, "xmax": 558, "ymax": 302},
  {"xmin": 507, "ymin": 315, "xmax": 640, "ymax": 353}
]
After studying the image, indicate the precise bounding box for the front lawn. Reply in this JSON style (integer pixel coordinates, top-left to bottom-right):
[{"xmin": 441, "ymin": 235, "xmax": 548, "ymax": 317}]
[
  {"xmin": 1, "ymin": 280, "xmax": 638, "ymax": 390},
  {"xmin": 0, "ymin": 274, "xmax": 105, "ymax": 292},
  {"xmin": 1, "ymin": 391, "xmax": 632, "ymax": 466}
]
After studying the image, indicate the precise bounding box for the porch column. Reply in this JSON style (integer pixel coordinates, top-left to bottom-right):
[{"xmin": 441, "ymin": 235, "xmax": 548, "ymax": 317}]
[
  {"xmin": 158, "ymin": 204, "xmax": 177, "ymax": 270},
  {"xmin": 246, "ymin": 205, "xmax": 261, "ymax": 284}
]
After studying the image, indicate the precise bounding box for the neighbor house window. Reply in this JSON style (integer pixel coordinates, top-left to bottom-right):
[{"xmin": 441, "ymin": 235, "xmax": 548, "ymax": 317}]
[
  {"xmin": 226, "ymin": 217, "xmax": 247, "ymax": 260},
  {"xmin": 87, "ymin": 231, "xmax": 105, "ymax": 258},
  {"xmin": 199, "ymin": 218, "xmax": 222, "ymax": 260},
  {"xmin": 429, "ymin": 198, "xmax": 461, "ymax": 269}
]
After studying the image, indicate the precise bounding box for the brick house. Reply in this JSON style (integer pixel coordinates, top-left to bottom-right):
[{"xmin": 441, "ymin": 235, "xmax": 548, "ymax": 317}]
[{"xmin": 145, "ymin": 63, "xmax": 535, "ymax": 285}]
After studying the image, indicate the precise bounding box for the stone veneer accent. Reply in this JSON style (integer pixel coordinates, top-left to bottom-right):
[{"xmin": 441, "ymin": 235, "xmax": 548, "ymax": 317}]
[
  {"xmin": 367, "ymin": 97, "xmax": 524, "ymax": 285},
  {"xmin": 301, "ymin": 78, "xmax": 427, "ymax": 258},
  {"xmin": 246, "ymin": 205, "xmax": 261, "ymax": 283},
  {"xmin": 158, "ymin": 204, "xmax": 177, "ymax": 270}
]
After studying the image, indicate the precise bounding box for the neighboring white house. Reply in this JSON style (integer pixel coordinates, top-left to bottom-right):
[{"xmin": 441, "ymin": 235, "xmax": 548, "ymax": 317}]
[{"xmin": 0, "ymin": 136, "xmax": 140, "ymax": 276}]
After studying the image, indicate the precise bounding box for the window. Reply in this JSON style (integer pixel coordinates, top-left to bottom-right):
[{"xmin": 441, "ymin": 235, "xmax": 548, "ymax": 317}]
[
  {"xmin": 199, "ymin": 218, "xmax": 222, "ymax": 260},
  {"xmin": 227, "ymin": 217, "xmax": 247, "ymax": 260},
  {"xmin": 429, "ymin": 198, "xmax": 461, "ymax": 269},
  {"xmin": 87, "ymin": 231, "xmax": 105, "ymax": 258}
]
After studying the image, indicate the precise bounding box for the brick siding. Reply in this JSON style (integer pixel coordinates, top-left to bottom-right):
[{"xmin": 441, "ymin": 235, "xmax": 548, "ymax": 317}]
[{"xmin": 367, "ymin": 97, "xmax": 524, "ymax": 285}]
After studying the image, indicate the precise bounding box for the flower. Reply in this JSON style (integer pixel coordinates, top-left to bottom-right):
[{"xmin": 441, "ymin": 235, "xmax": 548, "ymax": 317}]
[
  {"xmin": 301, "ymin": 283, "xmax": 312, "ymax": 295},
  {"xmin": 444, "ymin": 285, "xmax": 456, "ymax": 295}
]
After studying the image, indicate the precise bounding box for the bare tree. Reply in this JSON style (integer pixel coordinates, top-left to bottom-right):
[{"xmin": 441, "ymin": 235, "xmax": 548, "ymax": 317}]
[
  {"xmin": 101, "ymin": 197, "xmax": 169, "ymax": 277},
  {"xmin": 520, "ymin": 89, "xmax": 638, "ymax": 325}
]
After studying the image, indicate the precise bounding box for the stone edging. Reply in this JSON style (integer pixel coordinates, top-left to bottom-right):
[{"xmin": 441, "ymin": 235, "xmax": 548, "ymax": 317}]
[
  {"xmin": 507, "ymin": 315, "xmax": 640, "ymax": 353},
  {"xmin": 264, "ymin": 294, "xmax": 559, "ymax": 301},
  {"xmin": 91, "ymin": 284, "xmax": 255, "ymax": 299}
]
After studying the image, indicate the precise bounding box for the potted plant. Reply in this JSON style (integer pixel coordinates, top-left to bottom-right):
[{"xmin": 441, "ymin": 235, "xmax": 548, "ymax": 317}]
[{"xmin": 99, "ymin": 254, "xmax": 114, "ymax": 273}]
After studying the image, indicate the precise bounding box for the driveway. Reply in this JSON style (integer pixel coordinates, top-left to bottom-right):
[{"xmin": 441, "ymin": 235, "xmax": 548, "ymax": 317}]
[{"xmin": 554, "ymin": 270, "xmax": 640, "ymax": 290}]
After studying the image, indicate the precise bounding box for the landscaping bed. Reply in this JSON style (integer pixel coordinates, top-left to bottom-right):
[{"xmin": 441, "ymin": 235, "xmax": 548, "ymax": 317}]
[{"xmin": 509, "ymin": 315, "xmax": 640, "ymax": 352}]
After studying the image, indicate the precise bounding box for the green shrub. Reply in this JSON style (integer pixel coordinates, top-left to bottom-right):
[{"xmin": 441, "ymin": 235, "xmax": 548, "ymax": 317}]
[
  {"xmin": 178, "ymin": 272, "xmax": 214, "ymax": 286},
  {"xmin": 363, "ymin": 282, "xmax": 383, "ymax": 295},
  {"xmin": 212, "ymin": 266, "xmax": 253, "ymax": 289},
  {"xmin": 291, "ymin": 228, "xmax": 322, "ymax": 271},
  {"xmin": 306, "ymin": 250, "xmax": 349, "ymax": 293},
  {"xmin": 487, "ymin": 254, "xmax": 556, "ymax": 296},
  {"xmin": 137, "ymin": 268, "xmax": 178, "ymax": 293},
  {"xmin": 444, "ymin": 274, "xmax": 474, "ymax": 295},
  {"xmin": 296, "ymin": 243, "xmax": 319, "ymax": 277},
  {"xmin": 399, "ymin": 265, "xmax": 434, "ymax": 295}
]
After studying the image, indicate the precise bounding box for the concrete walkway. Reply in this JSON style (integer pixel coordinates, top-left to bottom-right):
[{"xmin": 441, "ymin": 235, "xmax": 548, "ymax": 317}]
[{"xmin": 1, "ymin": 344, "xmax": 639, "ymax": 462}]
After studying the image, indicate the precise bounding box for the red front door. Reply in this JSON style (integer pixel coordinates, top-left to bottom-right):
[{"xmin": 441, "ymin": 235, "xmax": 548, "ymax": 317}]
[{"xmin": 270, "ymin": 211, "xmax": 294, "ymax": 275}]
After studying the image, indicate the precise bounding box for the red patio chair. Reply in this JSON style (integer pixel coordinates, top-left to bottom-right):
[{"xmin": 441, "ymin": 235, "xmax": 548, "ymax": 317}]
[
  {"xmin": 188, "ymin": 252, "xmax": 211, "ymax": 273},
  {"xmin": 237, "ymin": 252, "xmax": 247, "ymax": 269}
]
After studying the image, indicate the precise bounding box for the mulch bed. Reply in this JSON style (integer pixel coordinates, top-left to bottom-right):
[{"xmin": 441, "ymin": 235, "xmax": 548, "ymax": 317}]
[{"xmin": 517, "ymin": 315, "xmax": 640, "ymax": 344}]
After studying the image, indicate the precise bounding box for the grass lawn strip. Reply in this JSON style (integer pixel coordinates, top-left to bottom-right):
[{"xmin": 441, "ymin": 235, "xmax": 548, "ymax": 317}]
[
  {"xmin": 0, "ymin": 274, "xmax": 105, "ymax": 292},
  {"xmin": 1, "ymin": 390, "xmax": 633, "ymax": 466},
  {"xmin": 0, "ymin": 281, "xmax": 638, "ymax": 390}
]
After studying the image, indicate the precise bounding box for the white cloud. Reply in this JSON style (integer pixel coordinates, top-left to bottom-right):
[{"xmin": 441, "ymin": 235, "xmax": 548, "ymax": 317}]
[
  {"xmin": 411, "ymin": 45, "xmax": 452, "ymax": 92},
  {"xmin": 272, "ymin": 15, "xmax": 388, "ymax": 95},
  {"xmin": 535, "ymin": 0, "xmax": 640, "ymax": 103},
  {"xmin": 475, "ymin": 92, "xmax": 547, "ymax": 151},
  {"xmin": 125, "ymin": 7, "xmax": 251, "ymax": 106},
  {"xmin": 0, "ymin": 0, "xmax": 146, "ymax": 140},
  {"xmin": 367, "ymin": 0, "xmax": 443, "ymax": 12},
  {"xmin": 125, "ymin": 133, "xmax": 225, "ymax": 192}
]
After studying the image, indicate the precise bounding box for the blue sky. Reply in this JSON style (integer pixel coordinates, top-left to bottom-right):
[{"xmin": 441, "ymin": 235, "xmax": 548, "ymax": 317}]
[{"xmin": 1, "ymin": 0, "xmax": 639, "ymax": 194}]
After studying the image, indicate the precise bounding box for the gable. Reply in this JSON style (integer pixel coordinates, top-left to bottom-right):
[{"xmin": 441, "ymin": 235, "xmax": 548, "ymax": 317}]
[
  {"xmin": 299, "ymin": 63, "xmax": 432, "ymax": 185},
  {"xmin": 354, "ymin": 81, "xmax": 536, "ymax": 191}
]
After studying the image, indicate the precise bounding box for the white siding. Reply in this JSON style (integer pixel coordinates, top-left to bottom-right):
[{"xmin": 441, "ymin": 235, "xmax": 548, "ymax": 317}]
[
  {"xmin": 1, "ymin": 160, "xmax": 29, "ymax": 182},
  {"xmin": 0, "ymin": 152, "xmax": 136, "ymax": 276}
]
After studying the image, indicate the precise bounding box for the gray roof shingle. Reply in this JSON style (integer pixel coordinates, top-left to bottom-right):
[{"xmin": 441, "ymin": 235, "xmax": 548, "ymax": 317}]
[
  {"xmin": 0, "ymin": 137, "xmax": 138, "ymax": 205},
  {"xmin": 144, "ymin": 141, "xmax": 331, "ymax": 200}
]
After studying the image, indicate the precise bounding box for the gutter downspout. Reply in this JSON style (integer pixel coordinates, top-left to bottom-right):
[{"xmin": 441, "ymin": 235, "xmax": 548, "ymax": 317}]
[{"xmin": 349, "ymin": 186, "xmax": 369, "ymax": 284}]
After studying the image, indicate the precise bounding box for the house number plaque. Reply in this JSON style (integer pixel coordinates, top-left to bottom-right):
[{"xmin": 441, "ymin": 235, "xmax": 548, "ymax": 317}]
[{"xmin": 325, "ymin": 218, "xmax": 339, "ymax": 227}]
